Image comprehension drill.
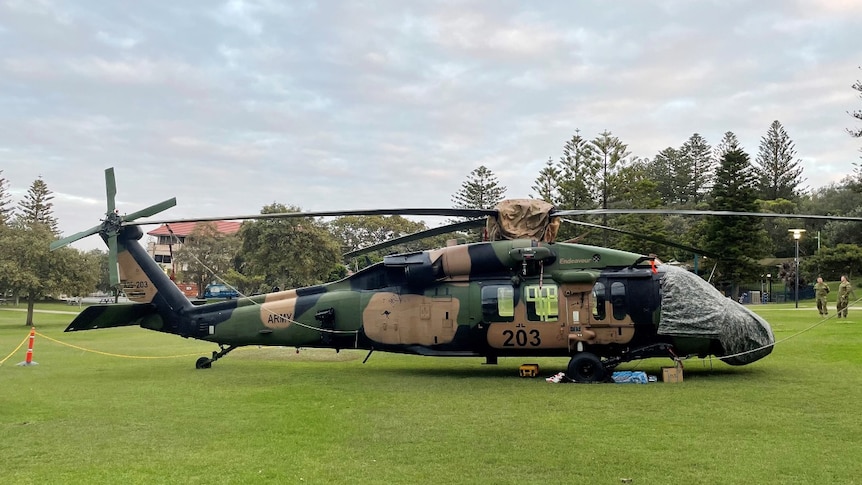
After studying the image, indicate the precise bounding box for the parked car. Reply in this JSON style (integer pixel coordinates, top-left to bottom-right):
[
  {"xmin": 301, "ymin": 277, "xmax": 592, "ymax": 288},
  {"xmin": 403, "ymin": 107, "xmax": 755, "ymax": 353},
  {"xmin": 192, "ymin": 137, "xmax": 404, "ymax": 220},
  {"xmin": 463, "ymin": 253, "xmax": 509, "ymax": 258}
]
[{"xmin": 203, "ymin": 284, "xmax": 239, "ymax": 299}]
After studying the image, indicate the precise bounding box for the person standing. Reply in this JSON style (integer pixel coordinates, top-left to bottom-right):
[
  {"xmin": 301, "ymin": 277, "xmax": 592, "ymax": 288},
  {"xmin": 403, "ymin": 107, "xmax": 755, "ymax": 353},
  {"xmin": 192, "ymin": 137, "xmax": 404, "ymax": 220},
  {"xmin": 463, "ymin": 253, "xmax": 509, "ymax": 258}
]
[
  {"xmin": 837, "ymin": 275, "xmax": 852, "ymax": 318},
  {"xmin": 814, "ymin": 277, "xmax": 830, "ymax": 316}
]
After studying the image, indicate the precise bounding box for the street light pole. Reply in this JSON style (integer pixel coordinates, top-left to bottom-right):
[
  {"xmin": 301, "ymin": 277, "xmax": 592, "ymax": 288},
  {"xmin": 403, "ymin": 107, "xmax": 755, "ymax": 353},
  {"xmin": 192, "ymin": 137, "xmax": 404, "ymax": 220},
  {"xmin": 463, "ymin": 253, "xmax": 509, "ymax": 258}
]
[{"xmin": 789, "ymin": 229, "xmax": 806, "ymax": 309}]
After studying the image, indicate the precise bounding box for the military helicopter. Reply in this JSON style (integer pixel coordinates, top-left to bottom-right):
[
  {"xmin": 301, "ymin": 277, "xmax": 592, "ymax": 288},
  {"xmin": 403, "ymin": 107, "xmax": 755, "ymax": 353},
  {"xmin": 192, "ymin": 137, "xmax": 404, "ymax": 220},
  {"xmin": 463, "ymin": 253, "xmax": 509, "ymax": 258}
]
[{"xmin": 50, "ymin": 168, "xmax": 862, "ymax": 382}]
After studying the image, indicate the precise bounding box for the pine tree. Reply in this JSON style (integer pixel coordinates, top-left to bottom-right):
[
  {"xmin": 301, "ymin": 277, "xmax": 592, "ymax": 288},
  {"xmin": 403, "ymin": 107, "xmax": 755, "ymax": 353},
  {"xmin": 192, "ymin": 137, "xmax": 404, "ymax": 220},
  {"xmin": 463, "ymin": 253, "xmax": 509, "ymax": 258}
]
[
  {"xmin": 17, "ymin": 177, "xmax": 59, "ymax": 233},
  {"xmin": 591, "ymin": 131, "xmax": 630, "ymax": 245},
  {"xmin": 0, "ymin": 170, "xmax": 13, "ymax": 225},
  {"xmin": 849, "ymin": 69, "xmax": 862, "ymax": 186},
  {"xmin": 702, "ymin": 149, "xmax": 769, "ymax": 298},
  {"xmin": 591, "ymin": 130, "xmax": 630, "ymax": 211},
  {"xmin": 714, "ymin": 131, "xmax": 742, "ymax": 161},
  {"xmin": 531, "ymin": 157, "xmax": 559, "ymax": 203},
  {"xmin": 680, "ymin": 133, "xmax": 714, "ymax": 205},
  {"xmin": 451, "ymin": 166, "xmax": 506, "ymax": 210},
  {"xmin": 647, "ymin": 148, "xmax": 680, "ymax": 205},
  {"xmin": 754, "ymin": 120, "xmax": 806, "ymax": 200},
  {"xmin": 556, "ymin": 132, "xmax": 598, "ymax": 210},
  {"xmin": 849, "ymin": 69, "xmax": 862, "ymax": 139}
]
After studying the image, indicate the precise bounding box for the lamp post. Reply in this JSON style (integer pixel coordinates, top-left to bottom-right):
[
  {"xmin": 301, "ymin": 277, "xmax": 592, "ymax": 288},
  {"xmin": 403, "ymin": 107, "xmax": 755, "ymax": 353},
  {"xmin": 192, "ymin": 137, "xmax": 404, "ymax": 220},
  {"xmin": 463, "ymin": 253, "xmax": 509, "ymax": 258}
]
[
  {"xmin": 766, "ymin": 273, "xmax": 772, "ymax": 303},
  {"xmin": 789, "ymin": 229, "xmax": 806, "ymax": 308}
]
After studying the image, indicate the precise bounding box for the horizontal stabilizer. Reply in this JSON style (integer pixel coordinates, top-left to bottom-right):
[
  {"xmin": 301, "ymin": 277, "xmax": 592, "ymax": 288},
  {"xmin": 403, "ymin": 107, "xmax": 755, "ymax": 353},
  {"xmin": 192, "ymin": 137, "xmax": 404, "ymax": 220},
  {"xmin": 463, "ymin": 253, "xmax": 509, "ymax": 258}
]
[{"xmin": 65, "ymin": 304, "xmax": 159, "ymax": 332}]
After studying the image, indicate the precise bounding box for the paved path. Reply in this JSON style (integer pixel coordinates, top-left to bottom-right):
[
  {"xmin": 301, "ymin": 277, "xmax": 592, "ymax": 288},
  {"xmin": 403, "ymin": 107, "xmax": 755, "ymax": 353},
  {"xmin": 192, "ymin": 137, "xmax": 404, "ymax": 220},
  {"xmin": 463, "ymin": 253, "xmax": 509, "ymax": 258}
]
[{"xmin": 0, "ymin": 308, "xmax": 79, "ymax": 315}]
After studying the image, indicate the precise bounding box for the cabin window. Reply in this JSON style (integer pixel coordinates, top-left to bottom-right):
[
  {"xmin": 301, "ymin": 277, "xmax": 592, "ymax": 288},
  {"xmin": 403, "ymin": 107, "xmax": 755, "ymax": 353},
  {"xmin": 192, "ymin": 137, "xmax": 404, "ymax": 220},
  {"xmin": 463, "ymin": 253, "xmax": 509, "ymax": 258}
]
[
  {"xmin": 592, "ymin": 282, "xmax": 606, "ymax": 321},
  {"xmin": 525, "ymin": 285, "xmax": 559, "ymax": 322},
  {"xmin": 482, "ymin": 285, "xmax": 515, "ymax": 322},
  {"xmin": 611, "ymin": 281, "xmax": 627, "ymax": 320}
]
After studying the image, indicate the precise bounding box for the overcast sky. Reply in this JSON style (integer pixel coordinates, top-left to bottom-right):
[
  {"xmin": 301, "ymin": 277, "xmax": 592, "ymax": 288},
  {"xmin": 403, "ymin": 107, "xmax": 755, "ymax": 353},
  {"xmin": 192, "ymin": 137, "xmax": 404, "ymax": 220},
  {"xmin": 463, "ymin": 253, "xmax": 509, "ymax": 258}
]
[{"xmin": 2, "ymin": 0, "xmax": 861, "ymax": 251}]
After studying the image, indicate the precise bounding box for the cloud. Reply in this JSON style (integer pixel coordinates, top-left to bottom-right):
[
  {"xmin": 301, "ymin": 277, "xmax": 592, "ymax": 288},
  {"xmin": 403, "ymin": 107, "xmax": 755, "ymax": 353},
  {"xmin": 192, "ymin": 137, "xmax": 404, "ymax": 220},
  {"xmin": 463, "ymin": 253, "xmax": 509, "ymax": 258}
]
[{"xmin": 1, "ymin": 0, "xmax": 861, "ymax": 252}]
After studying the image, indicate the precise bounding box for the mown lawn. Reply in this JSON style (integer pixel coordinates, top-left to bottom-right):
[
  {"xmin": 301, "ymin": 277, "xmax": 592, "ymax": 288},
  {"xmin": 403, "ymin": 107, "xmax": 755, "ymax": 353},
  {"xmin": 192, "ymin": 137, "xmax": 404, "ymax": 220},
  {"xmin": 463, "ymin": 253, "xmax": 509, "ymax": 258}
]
[{"xmin": 1, "ymin": 301, "xmax": 860, "ymax": 484}]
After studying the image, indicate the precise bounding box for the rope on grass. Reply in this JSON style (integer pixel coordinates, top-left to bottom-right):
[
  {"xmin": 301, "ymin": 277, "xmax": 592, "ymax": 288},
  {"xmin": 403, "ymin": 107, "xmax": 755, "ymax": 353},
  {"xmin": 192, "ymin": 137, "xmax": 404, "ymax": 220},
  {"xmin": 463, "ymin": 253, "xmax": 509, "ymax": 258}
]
[
  {"xmin": 0, "ymin": 332, "xmax": 31, "ymax": 366},
  {"xmin": 35, "ymin": 331, "xmax": 203, "ymax": 359}
]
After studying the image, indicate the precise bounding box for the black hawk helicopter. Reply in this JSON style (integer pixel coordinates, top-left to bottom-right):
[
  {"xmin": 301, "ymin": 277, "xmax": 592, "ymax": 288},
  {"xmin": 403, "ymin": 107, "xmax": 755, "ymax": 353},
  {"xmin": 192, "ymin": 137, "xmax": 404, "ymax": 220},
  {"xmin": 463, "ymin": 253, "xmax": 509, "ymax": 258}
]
[{"xmin": 50, "ymin": 168, "xmax": 862, "ymax": 382}]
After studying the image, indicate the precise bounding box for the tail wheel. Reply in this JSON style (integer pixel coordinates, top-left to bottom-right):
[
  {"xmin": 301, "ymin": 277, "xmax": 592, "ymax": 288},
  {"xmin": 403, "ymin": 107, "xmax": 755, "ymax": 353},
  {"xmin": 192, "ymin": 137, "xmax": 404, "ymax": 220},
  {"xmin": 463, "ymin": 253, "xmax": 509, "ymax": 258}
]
[{"xmin": 566, "ymin": 352, "xmax": 605, "ymax": 383}]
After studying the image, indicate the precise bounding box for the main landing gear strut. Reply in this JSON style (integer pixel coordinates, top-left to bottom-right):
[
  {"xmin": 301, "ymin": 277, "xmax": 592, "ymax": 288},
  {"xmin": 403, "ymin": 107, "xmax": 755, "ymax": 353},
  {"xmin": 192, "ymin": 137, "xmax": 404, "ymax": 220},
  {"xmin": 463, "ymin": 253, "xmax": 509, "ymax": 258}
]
[{"xmin": 195, "ymin": 344, "xmax": 238, "ymax": 369}]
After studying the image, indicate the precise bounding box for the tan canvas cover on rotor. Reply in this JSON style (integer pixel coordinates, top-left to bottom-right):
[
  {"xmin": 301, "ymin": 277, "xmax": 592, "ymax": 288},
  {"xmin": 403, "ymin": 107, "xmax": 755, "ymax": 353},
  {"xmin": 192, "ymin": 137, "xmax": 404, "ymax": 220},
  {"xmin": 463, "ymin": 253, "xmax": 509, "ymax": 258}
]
[{"xmin": 486, "ymin": 199, "xmax": 560, "ymax": 242}]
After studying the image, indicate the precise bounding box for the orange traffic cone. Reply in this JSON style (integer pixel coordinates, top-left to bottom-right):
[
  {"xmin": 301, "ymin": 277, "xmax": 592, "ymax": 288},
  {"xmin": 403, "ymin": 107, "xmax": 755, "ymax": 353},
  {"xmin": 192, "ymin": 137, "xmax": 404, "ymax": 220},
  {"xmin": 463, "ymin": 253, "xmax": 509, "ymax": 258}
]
[{"xmin": 17, "ymin": 326, "xmax": 38, "ymax": 366}]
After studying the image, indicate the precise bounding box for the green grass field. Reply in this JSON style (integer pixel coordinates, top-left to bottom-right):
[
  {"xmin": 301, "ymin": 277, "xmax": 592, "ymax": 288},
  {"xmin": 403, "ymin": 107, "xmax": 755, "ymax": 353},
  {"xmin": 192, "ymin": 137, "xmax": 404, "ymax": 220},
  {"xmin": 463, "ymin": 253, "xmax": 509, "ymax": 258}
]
[{"xmin": 1, "ymin": 301, "xmax": 861, "ymax": 484}]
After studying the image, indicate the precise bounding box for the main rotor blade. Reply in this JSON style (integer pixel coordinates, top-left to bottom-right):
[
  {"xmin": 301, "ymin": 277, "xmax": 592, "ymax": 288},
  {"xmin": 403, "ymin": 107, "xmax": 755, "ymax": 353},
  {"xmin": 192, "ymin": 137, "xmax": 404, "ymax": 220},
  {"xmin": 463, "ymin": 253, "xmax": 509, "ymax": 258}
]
[
  {"xmin": 555, "ymin": 208, "xmax": 862, "ymax": 222},
  {"xmin": 105, "ymin": 168, "xmax": 117, "ymax": 214},
  {"xmin": 50, "ymin": 224, "xmax": 103, "ymax": 251},
  {"xmin": 123, "ymin": 198, "xmax": 177, "ymax": 222},
  {"xmin": 344, "ymin": 219, "xmax": 486, "ymax": 259},
  {"xmin": 107, "ymin": 235, "xmax": 119, "ymax": 286},
  {"xmin": 128, "ymin": 208, "xmax": 497, "ymax": 226},
  {"xmin": 561, "ymin": 219, "xmax": 721, "ymax": 258}
]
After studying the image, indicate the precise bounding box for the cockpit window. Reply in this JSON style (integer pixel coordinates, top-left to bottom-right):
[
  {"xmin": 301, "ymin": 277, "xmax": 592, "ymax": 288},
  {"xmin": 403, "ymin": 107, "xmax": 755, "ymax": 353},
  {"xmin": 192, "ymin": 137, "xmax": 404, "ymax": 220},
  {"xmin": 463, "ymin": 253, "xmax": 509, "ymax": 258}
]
[
  {"xmin": 592, "ymin": 282, "xmax": 606, "ymax": 321},
  {"xmin": 611, "ymin": 281, "xmax": 627, "ymax": 320}
]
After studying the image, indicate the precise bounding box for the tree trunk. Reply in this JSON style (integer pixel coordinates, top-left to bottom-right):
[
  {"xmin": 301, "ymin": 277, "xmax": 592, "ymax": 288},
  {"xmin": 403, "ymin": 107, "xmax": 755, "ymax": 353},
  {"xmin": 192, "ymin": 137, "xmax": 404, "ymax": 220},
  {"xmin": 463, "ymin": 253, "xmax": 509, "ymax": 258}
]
[{"xmin": 25, "ymin": 293, "xmax": 35, "ymax": 326}]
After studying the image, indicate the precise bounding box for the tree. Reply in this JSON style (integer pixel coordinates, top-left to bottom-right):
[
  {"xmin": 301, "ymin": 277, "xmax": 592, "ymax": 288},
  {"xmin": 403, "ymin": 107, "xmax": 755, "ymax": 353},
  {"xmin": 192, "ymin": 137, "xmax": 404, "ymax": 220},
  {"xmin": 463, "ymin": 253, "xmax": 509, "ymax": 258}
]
[
  {"xmin": 591, "ymin": 130, "xmax": 630, "ymax": 212},
  {"xmin": 451, "ymin": 165, "xmax": 506, "ymax": 242},
  {"xmin": 531, "ymin": 157, "xmax": 559, "ymax": 203},
  {"xmin": 451, "ymin": 165, "xmax": 507, "ymax": 210},
  {"xmin": 556, "ymin": 132, "xmax": 598, "ymax": 210},
  {"xmin": 329, "ymin": 215, "xmax": 456, "ymax": 270},
  {"xmin": 680, "ymin": 133, "xmax": 714, "ymax": 205},
  {"xmin": 237, "ymin": 203, "xmax": 342, "ymax": 291},
  {"xmin": 606, "ymin": 161, "xmax": 669, "ymax": 255},
  {"xmin": 0, "ymin": 170, "xmax": 13, "ymax": 226},
  {"xmin": 849, "ymin": 68, "xmax": 862, "ymax": 140},
  {"xmin": 591, "ymin": 130, "xmax": 630, "ymax": 245},
  {"xmin": 701, "ymin": 149, "xmax": 770, "ymax": 298},
  {"xmin": 801, "ymin": 244, "xmax": 862, "ymax": 282},
  {"xmin": 803, "ymin": 179, "xmax": 862, "ymax": 247},
  {"xmin": 174, "ymin": 222, "xmax": 241, "ymax": 298},
  {"xmin": 850, "ymin": 68, "xmax": 862, "ymax": 184},
  {"xmin": 17, "ymin": 176, "xmax": 59, "ymax": 234},
  {"xmin": 0, "ymin": 221, "xmax": 97, "ymax": 325},
  {"xmin": 714, "ymin": 131, "xmax": 742, "ymax": 161},
  {"xmin": 648, "ymin": 147, "xmax": 684, "ymax": 205},
  {"xmin": 754, "ymin": 120, "xmax": 806, "ymax": 200}
]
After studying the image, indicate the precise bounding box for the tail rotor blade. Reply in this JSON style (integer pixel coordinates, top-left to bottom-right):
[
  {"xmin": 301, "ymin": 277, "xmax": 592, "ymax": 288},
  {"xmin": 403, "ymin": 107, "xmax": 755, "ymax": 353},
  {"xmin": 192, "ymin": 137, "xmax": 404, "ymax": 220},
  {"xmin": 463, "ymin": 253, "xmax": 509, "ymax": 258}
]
[
  {"xmin": 105, "ymin": 168, "xmax": 117, "ymax": 214},
  {"xmin": 123, "ymin": 198, "xmax": 177, "ymax": 222},
  {"xmin": 107, "ymin": 235, "xmax": 120, "ymax": 286},
  {"xmin": 50, "ymin": 224, "xmax": 103, "ymax": 251}
]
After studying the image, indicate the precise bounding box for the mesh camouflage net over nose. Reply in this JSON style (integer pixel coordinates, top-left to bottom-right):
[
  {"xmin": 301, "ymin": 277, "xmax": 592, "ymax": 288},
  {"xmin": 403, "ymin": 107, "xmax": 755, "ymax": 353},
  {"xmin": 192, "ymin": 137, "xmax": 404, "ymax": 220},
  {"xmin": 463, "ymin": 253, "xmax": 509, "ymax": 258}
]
[{"xmin": 657, "ymin": 265, "xmax": 775, "ymax": 365}]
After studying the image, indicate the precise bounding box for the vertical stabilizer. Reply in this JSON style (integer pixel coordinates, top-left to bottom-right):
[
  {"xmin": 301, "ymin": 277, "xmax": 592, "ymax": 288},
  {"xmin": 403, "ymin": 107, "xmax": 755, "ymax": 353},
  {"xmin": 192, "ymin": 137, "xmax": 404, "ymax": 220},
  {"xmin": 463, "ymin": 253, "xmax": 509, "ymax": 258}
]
[{"xmin": 116, "ymin": 226, "xmax": 193, "ymax": 313}]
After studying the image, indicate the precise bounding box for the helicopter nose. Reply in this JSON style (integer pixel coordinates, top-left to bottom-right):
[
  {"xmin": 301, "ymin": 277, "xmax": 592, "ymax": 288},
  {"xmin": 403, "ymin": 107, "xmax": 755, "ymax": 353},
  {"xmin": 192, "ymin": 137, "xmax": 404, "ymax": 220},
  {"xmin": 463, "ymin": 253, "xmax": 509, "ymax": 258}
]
[
  {"xmin": 716, "ymin": 303, "xmax": 775, "ymax": 365},
  {"xmin": 658, "ymin": 265, "xmax": 775, "ymax": 366}
]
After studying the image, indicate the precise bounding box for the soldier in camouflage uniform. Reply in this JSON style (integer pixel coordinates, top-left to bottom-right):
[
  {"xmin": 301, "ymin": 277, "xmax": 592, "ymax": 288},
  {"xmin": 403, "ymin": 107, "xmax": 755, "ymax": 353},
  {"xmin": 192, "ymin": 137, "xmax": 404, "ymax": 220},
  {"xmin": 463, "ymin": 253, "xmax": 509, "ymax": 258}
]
[
  {"xmin": 814, "ymin": 277, "xmax": 829, "ymax": 316},
  {"xmin": 837, "ymin": 275, "xmax": 852, "ymax": 318}
]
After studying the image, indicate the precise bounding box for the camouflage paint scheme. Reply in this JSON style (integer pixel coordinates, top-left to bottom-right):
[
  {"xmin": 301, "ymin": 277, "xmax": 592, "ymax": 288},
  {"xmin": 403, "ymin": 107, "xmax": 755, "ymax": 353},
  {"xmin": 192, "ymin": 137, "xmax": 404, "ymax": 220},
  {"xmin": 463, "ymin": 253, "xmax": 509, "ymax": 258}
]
[{"xmin": 67, "ymin": 225, "xmax": 761, "ymax": 367}]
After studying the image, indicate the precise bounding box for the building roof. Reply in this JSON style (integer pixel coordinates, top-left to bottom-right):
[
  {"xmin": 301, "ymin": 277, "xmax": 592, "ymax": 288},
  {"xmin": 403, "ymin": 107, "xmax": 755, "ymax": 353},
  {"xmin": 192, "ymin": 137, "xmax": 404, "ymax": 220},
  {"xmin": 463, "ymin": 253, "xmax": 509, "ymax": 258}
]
[{"xmin": 147, "ymin": 221, "xmax": 242, "ymax": 237}]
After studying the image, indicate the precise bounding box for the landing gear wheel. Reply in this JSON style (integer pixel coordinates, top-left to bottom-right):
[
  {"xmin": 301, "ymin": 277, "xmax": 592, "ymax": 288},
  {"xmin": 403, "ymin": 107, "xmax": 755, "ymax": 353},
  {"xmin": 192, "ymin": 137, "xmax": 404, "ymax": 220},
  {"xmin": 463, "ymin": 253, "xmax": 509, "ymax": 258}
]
[
  {"xmin": 194, "ymin": 344, "xmax": 237, "ymax": 369},
  {"xmin": 566, "ymin": 352, "xmax": 605, "ymax": 383}
]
